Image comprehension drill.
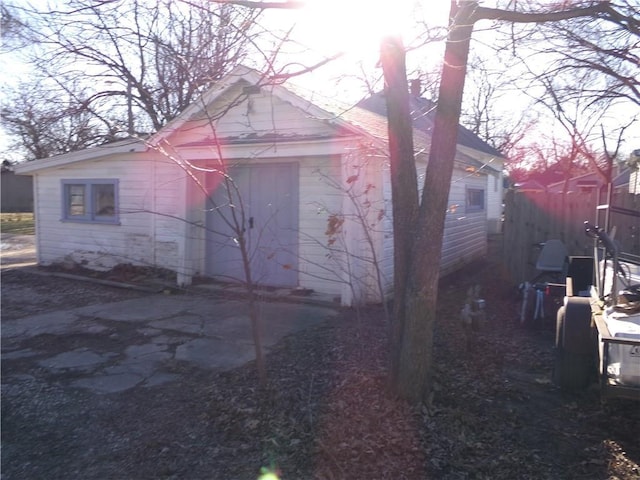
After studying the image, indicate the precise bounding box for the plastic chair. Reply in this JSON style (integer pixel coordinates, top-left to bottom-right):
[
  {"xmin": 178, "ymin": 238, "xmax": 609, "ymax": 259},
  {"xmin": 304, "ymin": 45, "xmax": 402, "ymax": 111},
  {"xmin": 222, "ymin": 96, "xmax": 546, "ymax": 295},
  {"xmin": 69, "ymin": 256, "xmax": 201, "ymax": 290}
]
[
  {"xmin": 520, "ymin": 239, "xmax": 568, "ymax": 327},
  {"xmin": 533, "ymin": 239, "xmax": 568, "ymax": 283}
]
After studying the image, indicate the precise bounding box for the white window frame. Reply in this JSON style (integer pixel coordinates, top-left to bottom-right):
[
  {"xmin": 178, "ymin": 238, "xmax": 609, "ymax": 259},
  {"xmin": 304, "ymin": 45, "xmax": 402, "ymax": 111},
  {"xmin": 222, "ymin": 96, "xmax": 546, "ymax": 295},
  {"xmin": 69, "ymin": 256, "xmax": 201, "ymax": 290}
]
[{"xmin": 61, "ymin": 179, "xmax": 119, "ymax": 224}]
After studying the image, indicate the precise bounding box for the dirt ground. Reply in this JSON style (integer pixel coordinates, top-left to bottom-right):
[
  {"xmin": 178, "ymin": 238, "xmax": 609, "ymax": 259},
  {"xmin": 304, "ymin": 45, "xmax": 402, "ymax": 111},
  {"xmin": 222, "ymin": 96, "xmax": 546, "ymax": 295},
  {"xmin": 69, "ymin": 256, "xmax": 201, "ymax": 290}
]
[{"xmin": 2, "ymin": 235, "xmax": 639, "ymax": 479}]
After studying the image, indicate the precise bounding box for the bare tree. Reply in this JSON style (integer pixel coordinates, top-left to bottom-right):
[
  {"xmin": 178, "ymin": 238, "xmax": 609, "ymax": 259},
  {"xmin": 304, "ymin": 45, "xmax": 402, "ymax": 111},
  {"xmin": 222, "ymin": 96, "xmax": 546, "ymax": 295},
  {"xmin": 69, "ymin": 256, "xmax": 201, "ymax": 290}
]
[
  {"xmin": 460, "ymin": 53, "xmax": 533, "ymax": 153},
  {"xmin": 201, "ymin": 0, "xmax": 638, "ymax": 404},
  {"xmin": 529, "ymin": 0, "xmax": 639, "ymax": 107},
  {"xmin": 2, "ymin": 80, "xmax": 111, "ymax": 161},
  {"xmin": 2, "ymin": 0, "xmax": 263, "ymax": 155},
  {"xmin": 535, "ymin": 73, "xmax": 636, "ymax": 180},
  {"xmin": 148, "ymin": 93, "xmax": 272, "ymax": 385},
  {"xmin": 383, "ymin": 0, "xmax": 636, "ymax": 403}
]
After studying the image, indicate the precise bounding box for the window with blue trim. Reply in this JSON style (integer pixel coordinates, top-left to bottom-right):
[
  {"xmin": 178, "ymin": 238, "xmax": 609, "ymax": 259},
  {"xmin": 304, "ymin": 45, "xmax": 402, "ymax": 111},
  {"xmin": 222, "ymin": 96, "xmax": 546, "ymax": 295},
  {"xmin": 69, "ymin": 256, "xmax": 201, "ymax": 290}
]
[
  {"xmin": 62, "ymin": 179, "xmax": 119, "ymax": 223},
  {"xmin": 466, "ymin": 187, "xmax": 485, "ymax": 212}
]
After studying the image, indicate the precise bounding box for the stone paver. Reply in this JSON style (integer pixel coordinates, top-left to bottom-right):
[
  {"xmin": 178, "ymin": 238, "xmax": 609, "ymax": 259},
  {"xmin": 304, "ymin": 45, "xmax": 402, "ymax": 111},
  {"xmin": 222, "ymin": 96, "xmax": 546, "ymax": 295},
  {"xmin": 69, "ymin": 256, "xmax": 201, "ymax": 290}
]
[{"xmin": 2, "ymin": 293, "xmax": 338, "ymax": 394}]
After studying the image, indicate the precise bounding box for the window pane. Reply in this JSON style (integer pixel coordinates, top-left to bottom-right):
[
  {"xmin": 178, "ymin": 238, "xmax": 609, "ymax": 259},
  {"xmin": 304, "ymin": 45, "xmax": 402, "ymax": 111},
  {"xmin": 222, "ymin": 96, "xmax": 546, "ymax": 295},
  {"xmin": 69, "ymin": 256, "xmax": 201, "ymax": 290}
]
[
  {"xmin": 467, "ymin": 188, "xmax": 485, "ymax": 211},
  {"xmin": 68, "ymin": 185, "xmax": 85, "ymax": 216},
  {"xmin": 93, "ymin": 184, "xmax": 115, "ymax": 216}
]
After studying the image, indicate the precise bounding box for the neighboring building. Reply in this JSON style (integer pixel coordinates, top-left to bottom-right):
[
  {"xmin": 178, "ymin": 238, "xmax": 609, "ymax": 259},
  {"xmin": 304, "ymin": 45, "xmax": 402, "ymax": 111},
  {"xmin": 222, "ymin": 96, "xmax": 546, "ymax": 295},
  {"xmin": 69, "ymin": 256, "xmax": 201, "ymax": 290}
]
[
  {"xmin": 1, "ymin": 163, "xmax": 33, "ymax": 213},
  {"xmin": 546, "ymin": 168, "xmax": 632, "ymax": 194},
  {"xmin": 15, "ymin": 66, "xmax": 504, "ymax": 305}
]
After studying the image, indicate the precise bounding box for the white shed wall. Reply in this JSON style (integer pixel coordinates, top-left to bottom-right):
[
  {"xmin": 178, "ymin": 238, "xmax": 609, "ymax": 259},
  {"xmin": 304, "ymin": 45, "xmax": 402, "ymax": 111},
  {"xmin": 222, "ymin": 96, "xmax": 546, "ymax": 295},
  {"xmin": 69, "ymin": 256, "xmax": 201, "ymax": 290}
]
[
  {"xmin": 440, "ymin": 171, "xmax": 488, "ymax": 276},
  {"xmin": 31, "ymin": 154, "xmax": 189, "ymax": 276},
  {"xmin": 26, "ymin": 75, "xmax": 497, "ymax": 305},
  {"xmin": 169, "ymin": 82, "xmax": 336, "ymax": 149},
  {"xmin": 379, "ymin": 163, "xmax": 488, "ymax": 293}
]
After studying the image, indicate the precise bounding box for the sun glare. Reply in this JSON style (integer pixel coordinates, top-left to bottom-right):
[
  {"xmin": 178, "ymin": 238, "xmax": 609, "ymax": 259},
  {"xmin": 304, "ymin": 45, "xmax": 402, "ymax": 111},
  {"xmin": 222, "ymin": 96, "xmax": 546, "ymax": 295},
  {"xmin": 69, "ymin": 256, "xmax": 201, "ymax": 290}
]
[{"xmin": 293, "ymin": 0, "xmax": 420, "ymax": 58}]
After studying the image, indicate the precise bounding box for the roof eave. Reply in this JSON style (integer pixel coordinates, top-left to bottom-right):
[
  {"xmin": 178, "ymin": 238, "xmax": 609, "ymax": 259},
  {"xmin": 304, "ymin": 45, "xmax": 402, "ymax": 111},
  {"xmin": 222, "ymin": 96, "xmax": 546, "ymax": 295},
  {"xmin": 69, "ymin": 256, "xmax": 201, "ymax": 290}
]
[{"xmin": 14, "ymin": 138, "xmax": 147, "ymax": 174}]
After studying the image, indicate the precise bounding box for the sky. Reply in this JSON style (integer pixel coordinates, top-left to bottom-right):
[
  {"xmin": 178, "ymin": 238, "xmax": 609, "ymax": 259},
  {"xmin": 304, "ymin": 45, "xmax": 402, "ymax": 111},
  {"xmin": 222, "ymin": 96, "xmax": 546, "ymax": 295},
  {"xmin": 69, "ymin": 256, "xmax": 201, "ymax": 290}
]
[
  {"xmin": 258, "ymin": 0, "xmax": 451, "ymax": 101},
  {"xmin": 259, "ymin": 0, "xmax": 639, "ymax": 160},
  {"xmin": 1, "ymin": 0, "xmax": 638, "ymax": 163}
]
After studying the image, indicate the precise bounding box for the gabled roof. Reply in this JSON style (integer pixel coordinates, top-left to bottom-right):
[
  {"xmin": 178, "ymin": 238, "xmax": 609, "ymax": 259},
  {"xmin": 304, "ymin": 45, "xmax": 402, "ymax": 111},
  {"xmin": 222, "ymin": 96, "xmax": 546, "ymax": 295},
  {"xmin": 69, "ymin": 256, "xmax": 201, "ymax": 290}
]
[
  {"xmin": 15, "ymin": 65, "xmax": 501, "ymax": 176},
  {"xmin": 287, "ymin": 83, "xmax": 500, "ymax": 174},
  {"xmin": 357, "ymin": 92, "xmax": 504, "ymax": 158},
  {"xmin": 153, "ymin": 65, "xmax": 381, "ymax": 149},
  {"xmin": 14, "ymin": 138, "xmax": 146, "ymax": 174}
]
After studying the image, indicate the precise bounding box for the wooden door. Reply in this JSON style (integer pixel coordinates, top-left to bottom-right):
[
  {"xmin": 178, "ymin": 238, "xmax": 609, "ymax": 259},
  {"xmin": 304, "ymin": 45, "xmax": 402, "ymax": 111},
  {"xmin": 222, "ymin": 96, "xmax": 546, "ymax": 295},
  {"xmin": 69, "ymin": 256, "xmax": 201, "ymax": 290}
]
[{"xmin": 205, "ymin": 163, "xmax": 298, "ymax": 287}]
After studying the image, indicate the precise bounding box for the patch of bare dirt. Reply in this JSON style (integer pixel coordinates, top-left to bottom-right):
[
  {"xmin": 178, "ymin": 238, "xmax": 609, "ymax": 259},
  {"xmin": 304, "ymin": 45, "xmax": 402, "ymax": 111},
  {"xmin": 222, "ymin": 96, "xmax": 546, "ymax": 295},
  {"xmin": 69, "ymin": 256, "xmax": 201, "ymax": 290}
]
[
  {"xmin": 2, "ymin": 236, "xmax": 639, "ymax": 479},
  {"xmin": 1, "ymin": 269, "xmax": 150, "ymax": 321}
]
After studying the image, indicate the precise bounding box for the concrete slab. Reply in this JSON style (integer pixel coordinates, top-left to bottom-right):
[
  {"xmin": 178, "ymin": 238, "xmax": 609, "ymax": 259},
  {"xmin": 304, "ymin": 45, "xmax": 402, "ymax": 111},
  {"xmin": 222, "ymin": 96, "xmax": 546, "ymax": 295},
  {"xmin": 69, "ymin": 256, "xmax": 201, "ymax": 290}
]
[
  {"xmin": 73, "ymin": 295, "xmax": 194, "ymax": 322},
  {"xmin": 3, "ymin": 289, "xmax": 339, "ymax": 395},
  {"xmin": 146, "ymin": 334, "xmax": 193, "ymax": 345},
  {"xmin": 175, "ymin": 338, "xmax": 256, "ymax": 370},
  {"xmin": 39, "ymin": 348, "xmax": 115, "ymax": 373},
  {"xmin": 118, "ymin": 344, "xmax": 173, "ymax": 375},
  {"xmin": 72, "ymin": 373, "xmax": 144, "ymax": 394},
  {"xmin": 201, "ymin": 315, "xmax": 252, "ymax": 339},
  {"xmin": 1, "ymin": 348, "xmax": 40, "ymax": 360},
  {"xmin": 183, "ymin": 298, "xmax": 248, "ymax": 318},
  {"xmin": 149, "ymin": 314, "xmax": 205, "ymax": 335},
  {"xmin": 1, "ymin": 311, "xmax": 80, "ymax": 339},
  {"xmin": 124, "ymin": 343, "xmax": 170, "ymax": 358}
]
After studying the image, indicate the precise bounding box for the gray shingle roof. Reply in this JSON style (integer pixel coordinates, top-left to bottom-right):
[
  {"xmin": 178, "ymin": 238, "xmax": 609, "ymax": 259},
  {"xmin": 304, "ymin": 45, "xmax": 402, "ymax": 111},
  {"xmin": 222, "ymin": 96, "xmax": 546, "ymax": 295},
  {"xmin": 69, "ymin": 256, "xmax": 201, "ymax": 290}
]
[
  {"xmin": 285, "ymin": 83, "xmax": 501, "ymax": 174},
  {"xmin": 357, "ymin": 92, "xmax": 504, "ymax": 158}
]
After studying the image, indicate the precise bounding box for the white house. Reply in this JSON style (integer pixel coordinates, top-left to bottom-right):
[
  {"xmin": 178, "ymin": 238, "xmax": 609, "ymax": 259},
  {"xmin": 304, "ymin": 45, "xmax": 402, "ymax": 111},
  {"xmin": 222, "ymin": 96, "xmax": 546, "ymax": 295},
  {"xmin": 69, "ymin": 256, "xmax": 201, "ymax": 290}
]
[{"xmin": 15, "ymin": 66, "xmax": 504, "ymax": 306}]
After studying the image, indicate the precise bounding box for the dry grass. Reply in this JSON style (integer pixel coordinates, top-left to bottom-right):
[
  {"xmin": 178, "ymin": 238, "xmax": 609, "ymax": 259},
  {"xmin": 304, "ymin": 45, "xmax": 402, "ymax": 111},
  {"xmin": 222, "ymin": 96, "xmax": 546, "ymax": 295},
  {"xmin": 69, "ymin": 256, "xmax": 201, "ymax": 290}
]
[{"xmin": 0, "ymin": 213, "xmax": 35, "ymax": 235}]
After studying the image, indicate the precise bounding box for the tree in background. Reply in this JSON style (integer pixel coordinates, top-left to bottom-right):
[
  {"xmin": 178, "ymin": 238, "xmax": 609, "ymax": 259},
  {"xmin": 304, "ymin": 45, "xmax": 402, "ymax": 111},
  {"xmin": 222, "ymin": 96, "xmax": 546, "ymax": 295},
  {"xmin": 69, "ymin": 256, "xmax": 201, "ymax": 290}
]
[
  {"xmin": 490, "ymin": 0, "xmax": 639, "ymax": 182},
  {"xmin": 4, "ymin": 0, "xmax": 637, "ymax": 404},
  {"xmin": 1, "ymin": 0, "xmax": 263, "ymax": 159},
  {"xmin": 530, "ymin": 0, "xmax": 639, "ymax": 108},
  {"xmin": 2, "ymin": 83, "xmax": 99, "ymax": 160}
]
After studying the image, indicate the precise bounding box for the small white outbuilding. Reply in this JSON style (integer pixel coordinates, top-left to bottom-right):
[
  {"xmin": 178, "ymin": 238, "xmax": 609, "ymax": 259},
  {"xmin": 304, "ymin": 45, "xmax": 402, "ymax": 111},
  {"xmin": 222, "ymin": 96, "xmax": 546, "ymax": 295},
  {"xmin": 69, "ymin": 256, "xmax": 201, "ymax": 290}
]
[{"xmin": 15, "ymin": 66, "xmax": 504, "ymax": 306}]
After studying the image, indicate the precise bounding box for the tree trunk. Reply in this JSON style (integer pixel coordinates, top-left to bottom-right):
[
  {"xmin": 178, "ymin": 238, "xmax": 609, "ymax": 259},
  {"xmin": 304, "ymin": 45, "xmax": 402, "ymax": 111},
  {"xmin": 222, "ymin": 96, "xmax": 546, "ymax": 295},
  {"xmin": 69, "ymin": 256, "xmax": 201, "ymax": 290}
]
[
  {"xmin": 388, "ymin": 1, "xmax": 475, "ymax": 404},
  {"xmin": 380, "ymin": 35, "xmax": 420, "ymax": 383}
]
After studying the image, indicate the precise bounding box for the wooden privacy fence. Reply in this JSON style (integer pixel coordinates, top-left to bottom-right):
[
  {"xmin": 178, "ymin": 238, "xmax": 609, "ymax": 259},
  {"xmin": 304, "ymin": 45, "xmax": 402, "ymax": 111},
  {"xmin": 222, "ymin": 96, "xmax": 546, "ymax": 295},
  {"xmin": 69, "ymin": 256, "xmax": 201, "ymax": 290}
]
[{"xmin": 503, "ymin": 189, "xmax": 640, "ymax": 284}]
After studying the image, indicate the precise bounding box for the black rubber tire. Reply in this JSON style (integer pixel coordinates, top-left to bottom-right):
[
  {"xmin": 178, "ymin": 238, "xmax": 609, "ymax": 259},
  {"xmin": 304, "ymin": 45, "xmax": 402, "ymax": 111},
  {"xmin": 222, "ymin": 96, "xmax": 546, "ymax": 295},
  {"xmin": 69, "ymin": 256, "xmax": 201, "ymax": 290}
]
[
  {"xmin": 562, "ymin": 297, "xmax": 594, "ymax": 354},
  {"xmin": 553, "ymin": 305, "xmax": 594, "ymax": 390}
]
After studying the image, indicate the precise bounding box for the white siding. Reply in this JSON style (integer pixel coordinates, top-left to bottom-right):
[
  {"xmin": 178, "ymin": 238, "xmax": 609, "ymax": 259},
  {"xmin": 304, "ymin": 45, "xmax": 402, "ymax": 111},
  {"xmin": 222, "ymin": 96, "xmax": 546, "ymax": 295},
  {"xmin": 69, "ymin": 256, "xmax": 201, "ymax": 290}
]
[
  {"xmin": 630, "ymin": 170, "xmax": 639, "ymax": 195},
  {"xmin": 168, "ymin": 82, "xmax": 336, "ymax": 149},
  {"xmin": 441, "ymin": 172, "xmax": 488, "ymax": 275},
  {"xmin": 297, "ymin": 155, "xmax": 345, "ymax": 298},
  {"xmin": 32, "ymin": 154, "xmax": 189, "ymax": 277},
  {"xmin": 379, "ymin": 163, "xmax": 488, "ymax": 293},
  {"xmin": 28, "ymin": 75, "xmax": 497, "ymax": 305},
  {"xmin": 457, "ymin": 146, "xmax": 504, "ymax": 235}
]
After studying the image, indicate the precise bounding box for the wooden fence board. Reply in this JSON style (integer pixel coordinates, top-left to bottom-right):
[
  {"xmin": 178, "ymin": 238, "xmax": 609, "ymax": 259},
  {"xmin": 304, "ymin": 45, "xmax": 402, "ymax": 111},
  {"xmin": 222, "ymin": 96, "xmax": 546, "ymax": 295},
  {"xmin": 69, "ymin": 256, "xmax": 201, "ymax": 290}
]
[{"xmin": 503, "ymin": 190, "xmax": 639, "ymax": 284}]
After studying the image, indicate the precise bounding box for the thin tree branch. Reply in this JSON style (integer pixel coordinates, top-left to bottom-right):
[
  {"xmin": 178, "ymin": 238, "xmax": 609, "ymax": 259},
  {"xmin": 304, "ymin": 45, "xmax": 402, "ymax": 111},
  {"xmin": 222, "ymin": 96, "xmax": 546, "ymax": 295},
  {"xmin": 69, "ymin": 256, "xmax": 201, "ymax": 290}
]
[{"xmin": 212, "ymin": 0, "xmax": 304, "ymax": 9}]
